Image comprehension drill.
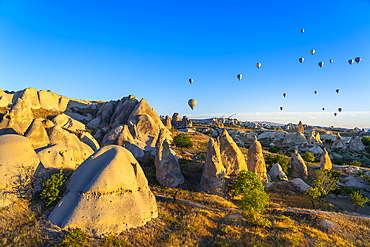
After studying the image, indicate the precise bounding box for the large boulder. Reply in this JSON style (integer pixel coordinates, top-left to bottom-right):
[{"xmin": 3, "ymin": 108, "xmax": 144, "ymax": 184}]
[
  {"xmin": 200, "ymin": 138, "xmax": 226, "ymax": 195},
  {"xmin": 269, "ymin": 163, "xmax": 288, "ymax": 181},
  {"xmin": 109, "ymin": 95, "xmax": 139, "ymax": 129},
  {"xmin": 18, "ymin": 87, "xmax": 41, "ymax": 109},
  {"xmin": 38, "ymin": 90, "xmax": 70, "ymax": 111},
  {"xmin": 247, "ymin": 136, "xmax": 268, "ymax": 184},
  {"xmin": 114, "ymin": 125, "xmax": 145, "ymax": 158},
  {"xmin": 171, "ymin": 113, "xmax": 180, "ymax": 128},
  {"xmin": 52, "ymin": 114, "xmax": 86, "ymax": 133},
  {"xmin": 307, "ymin": 130, "xmax": 322, "ymax": 144},
  {"xmin": 290, "ymin": 149, "xmax": 308, "ymax": 179},
  {"xmin": 155, "ymin": 129, "xmax": 184, "ymax": 188},
  {"xmin": 219, "ymin": 129, "xmax": 248, "ymax": 178},
  {"xmin": 128, "ymin": 114, "xmax": 160, "ymax": 147},
  {"xmin": 348, "ymin": 136, "xmax": 365, "ymax": 151},
  {"xmin": 78, "ymin": 132, "xmax": 100, "ymax": 152},
  {"xmin": 0, "ymin": 134, "xmax": 40, "ymax": 207},
  {"xmin": 0, "ymin": 98, "xmax": 34, "ymax": 135},
  {"xmin": 331, "ymin": 133, "xmax": 346, "ymax": 150},
  {"xmin": 48, "ymin": 125, "xmax": 94, "ymax": 165},
  {"xmin": 282, "ymin": 132, "xmax": 308, "ymax": 145},
  {"xmin": 37, "ymin": 144, "xmax": 76, "ymax": 170},
  {"xmin": 320, "ymin": 147, "xmax": 332, "ymax": 170},
  {"xmin": 48, "ymin": 145, "xmax": 158, "ymax": 236},
  {"xmin": 24, "ymin": 119, "xmax": 50, "ymax": 149}
]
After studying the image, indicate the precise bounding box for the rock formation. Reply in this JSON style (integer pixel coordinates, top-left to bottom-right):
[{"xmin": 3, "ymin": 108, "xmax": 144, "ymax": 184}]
[
  {"xmin": 178, "ymin": 116, "xmax": 192, "ymax": 129},
  {"xmin": 52, "ymin": 114, "xmax": 86, "ymax": 133},
  {"xmin": 307, "ymin": 130, "xmax": 322, "ymax": 144},
  {"xmin": 200, "ymin": 138, "xmax": 226, "ymax": 195},
  {"xmin": 0, "ymin": 98, "xmax": 34, "ymax": 135},
  {"xmin": 297, "ymin": 121, "xmax": 304, "ymax": 132},
  {"xmin": 282, "ymin": 132, "xmax": 308, "ymax": 145},
  {"xmin": 269, "ymin": 163, "xmax": 288, "ymax": 181},
  {"xmin": 48, "ymin": 145, "xmax": 158, "ymax": 236},
  {"xmin": 247, "ymin": 136, "xmax": 268, "ymax": 184},
  {"xmin": 210, "ymin": 118, "xmax": 224, "ymax": 128},
  {"xmin": 0, "ymin": 134, "xmax": 41, "ymax": 207},
  {"xmin": 320, "ymin": 147, "xmax": 332, "ymax": 170},
  {"xmin": 109, "ymin": 95, "xmax": 139, "ymax": 128},
  {"xmin": 219, "ymin": 129, "xmax": 247, "ymax": 177},
  {"xmin": 331, "ymin": 133, "xmax": 346, "ymax": 149},
  {"xmin": 163, "ymin": 115, "xmax": 172, "ymax": 129},
  {"xmin": 171, "ymin": 113, "xmax": 180, "ymax": 128},
  {"xmin": 348, "ymin": 136, "xmax": 365, "ymax": 151},
  {"xmin": 24, "ymin": 119, "xmax": 50, "ymax": 149},
  {"xmin": 78, "ymin": 132, "xmax": 100, "ymax": 152},
  {"xmin": 290, "ymin": 149, "xmax": 308, "ymax": 179},
  {"xmin": 37, "ymin": 144, "xmax": 76, "ymax": 170},
  {"xmin": 155, "ymin": 129, "xmax": 184, "ymax": 187}
]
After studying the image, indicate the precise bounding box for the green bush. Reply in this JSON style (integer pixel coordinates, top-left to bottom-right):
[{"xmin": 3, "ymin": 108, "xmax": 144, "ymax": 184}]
[
  {"xmin": 56, "ymin": 228, "xmax": 88, "ymax": 247},
  {"xmin": 349, "ymin": 160, "xmax": 362, "ymax": 167},
  {"xmin": 325, "ymin": 139, "xmax": 334, "ymax": 143},
  {"xmin": 265, "ymin": 154, "xmax": 290, "ymax": 174},
  {"xmin": 268, "ymin": 146, "xmax": 280, "ymax": 153},
  {"xmin": 302, "ymin": 152, "xmax": 315, "ymax": 162},
  {"xmin": 173, "ymin": 133, "xmax": 193, "ymax": 149},
  {"xmin": 350, "ymin": 191, "xmax": 369, "ymax": 212},
  {"xmin": 40, "ymin": 169, "xmax": 71, "ymax": 207},
  {"xmin": 362, "ymin": 136, "xmax": 370, "ymax": 146},
  {"xmin": 213, "ymin": 242, "xmax": 231, "ymax": 247},
  {"xmin": 100, "ymin": 233, "xmax": 131, "ymax": 246}
]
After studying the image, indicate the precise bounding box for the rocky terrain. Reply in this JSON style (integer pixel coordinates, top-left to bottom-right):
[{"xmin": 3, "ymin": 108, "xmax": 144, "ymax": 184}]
[{"xmin": 1, "ymin": 87, "xmax": 370, "ymax": 246}]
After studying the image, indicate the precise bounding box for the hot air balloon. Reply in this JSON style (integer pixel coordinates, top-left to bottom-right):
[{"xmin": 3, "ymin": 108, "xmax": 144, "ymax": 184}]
[
  {"xmin": 299, "ymin": 58, "xmax": 304, "ymax": 63},
  {"xmin": 348, "ymin": 59, "xmax": 354, "ymax": 65},
  {"xmin": 280, "ymin": 107, "xmax": 283, "ymax": 111},
  {"xmin": 318, "ymin": 62, "xmax": 324, "ymax": 67},
  {"xmin": 338, "ymin": 108, "xmax": 342, "ymax": 112},
  {"xmin": 336, "ymin": 89, "xmax": 340, "ymax": 93},
  {"xmin": 334, "ymin": 113, "xmax": 337, "ymax": 117},
  {"xmin": 301, "ymin": 29, "xmax": 304, "ymax": 33},
  {"xmin": 314, "ymin": 91, "xmax": 318, "ymax": 94},
  {"xmin": 322, "ymin": 108, "xmax": 325, "ymax": 111},
  {"xmin": 189, "ymin": 78, "xmax": 193, "ymax": 84},
  {"xmin": 355, "ymin": 57, "xmax": 361, "ymax": 63},
  {"xmin": 188, "ymin": 99, "xmax": 197, "ymax": 110},
  {"xmin": 237, "ymin": 74, "xmax": 242, "ymax": 81},
  {"xmin": 256, "ymin": 63, "xmax": 261, "ymax": 68},
  {"xmin": 283, "ymin": 93, "xmax": 287, "ymax": 97},
  {"xmin": 329, "ymin": 59, "xmax": 333, "ymax": 63},
  {"xmin": 310, "ymin": 49, "xmax": 315, "ymax": 55}
]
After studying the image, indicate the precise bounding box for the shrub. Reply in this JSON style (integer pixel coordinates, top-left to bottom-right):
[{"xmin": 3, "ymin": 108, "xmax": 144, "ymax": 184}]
[
  {"xmin": 40, "ymin": 169, "xmax": 71, "ymax": 207},
  {"xmin": 302, "ymin": 152, "xmax": 315, "ymax": 162},
  {"xmin": 213, "ymin": 242, "xmax": 231, "ymax": 247},
  {"xmin": 101, "ymin": 233, "xmax": 131, "ymax": 246},
  {"xmin": 55, "ymin": 228, "xmax": 88, "ymax": 247},
  {"xmin": 349, "ymin": 160, "xmax": 362, "ymax": 167},
  {"xmin": 268, "ymin": 146, "xmax": 280, "ymax": 153},
  {"xmin": 306, "ymin": 169, "xmax": 339, "ymax": 209},
  {"xmin": 173, "ymin": 133, "xmax": 193, "ymax": 149},
  {"xmin": 325, "ymin": 139, "xmax": 334, "ymax": 143},
  {"xmin": 362, "ymin": 136, "xmax": 370, "ymax": 146},
  {"xmin": 265, "ymin": 154, "xmax": 290, "ymax": 174},
  {"xmin": 350, "ymin": 191, "xmax": 369, "ymax": 212}
]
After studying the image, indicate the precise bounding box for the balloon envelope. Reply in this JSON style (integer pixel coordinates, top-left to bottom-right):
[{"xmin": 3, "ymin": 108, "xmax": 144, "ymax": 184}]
[
  {"xmin": 318, "ymin": 62, "xmax": 324, "ymax": 67},
  {"xmin": 336, "ymin": 89, "xmax": 340, "ymax": 93},
  {"xmin": 322, "ymin": 108, "xmax": 325, "ymax": 111},
  {"xmin": 188, "ymin": 99, "xmax": 197, "ymax": 110},
  {"xmin": 329, "ymin": 59, "xmax": 333, "ymax": 63},
  {"xmin": 301, "ymin": 29, "xmax": 304, "ymax": 33},
  {"xmin": 256, "ymin": 63, "xmax": 261, "ymax": 68},
  {"xmin": 299, "ymin": 58, "xmax": 304, "ymax": 63},
  {"xmin": 310, "ymin": 49, "xmax": 315, "ymax": 55},
  {"xmin": 355, "ymin": 57, "xmax": 361, "ymax": 63},
  {"xmin": 338, "ymin": 108, "xmax": 342, "ymax": 112},
  {"xmin": 283, "ymin": 93, "xmax": 287, "ymax": 97},
  {"xmin": 237, "ymin": 74, "xmax": 242, "ymax": 81},
  {"xmin": 189, "ymin": 78, "xmax": 193, "ymax": 84},
  {"xmin": 348, "ymin": 59, "xmax": 354, "ymax": 65},
  {"xmin": 334, "ymin": 113, "xmax": 337, "ymax": 116},
  {"xmin": 280, "ymin": 107, "xmax": 283, "ymax": 111},
  {"xmin": 314, "ymin": 91, "xmax": 318, "ymax": 94}
]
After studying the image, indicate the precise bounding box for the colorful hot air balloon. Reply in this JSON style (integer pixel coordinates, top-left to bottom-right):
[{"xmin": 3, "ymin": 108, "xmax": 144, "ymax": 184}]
[
  {"xmin": 355, "ymin": 57, "xmax": 361, "ymax": 63},
  {"xmin": 256, "ymin": 63, "xmax": 261, "ymax": 68},
  {"xmin": 299, "ymin": 57, "xmax": 304, "ymax": 63},
  {"xmin": 318, "ymin": 62, "xmax": 324, "ymax": 67},
  {"xmin": 189, "ymin": 78, "xmax": 193, "ymax": 84},
  {"xmin": 301, "ymin": 29, "xmax": 304, "ymax": 33},
  {"xmin": 310, "ymin": 49, "xmax": 315, "ymax": 55},
  {"xmin": 336, "ymin": 89, "xmax": 340, "ymax": 93},
  {"xmin": 334, "ymin": 113, "xmax": 337, "ymax": 117},
  {"xmin": 280, "ymin": 107, "xmax": 283, "ymax": 111},
  {"xmin": 322, "ymin": 108, "xmax": 325, "ymax": 111},
  {"xmin": 188, "ymin": 99, "xmax": 197, "ymax": 110},
  {"xmin": 348, "ymin": 59, "xmax": 354, "ymax": 65},
  {"xmin": 314, "ymin": 91, "xmax": 318, "ymax": 94},
  {"xmin": 329, "ymin": 59, "xmax": 333, "ymax": 63},
  {"xmin": 283, "ymin": 93, "xmax": 287, "ymax": 97},
  {"xmin": 237, "ymin": 74, "xmax": 242, "ymax": 81},
  {"xmin": 338, "ymin": 108, "xmax": 342, "ymax": 112}
]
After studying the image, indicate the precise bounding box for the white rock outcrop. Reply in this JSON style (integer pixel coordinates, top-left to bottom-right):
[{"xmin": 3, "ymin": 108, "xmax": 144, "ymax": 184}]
[
  {"xmin": 290, "ymin": 149, "xmax": 308, "ymax": 179},
  {"xmin": 24, "ymin": 119, "xmax": 50, "ymax": 149},
  {"xmin": 269, "ymin": 163, "xmax": 288, "ymax": 181},
  {"xmin": 247, "ymin": 136, "xmax": 268, "ymax": 184},
  {"xmin": 320, "ymin": 147, "xmax": 332, "ymax": 170}
]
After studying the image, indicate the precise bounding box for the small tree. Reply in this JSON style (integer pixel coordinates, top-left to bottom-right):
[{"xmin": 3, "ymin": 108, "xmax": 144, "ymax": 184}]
[
  {"xmin": 173, "ymin": 133, "xmax": 193, "ymax": 149},
  {"xmin": 302, "ymin": 151, "xmax": 315, "ymax": 162},
  {"xmin": 350, "ymin": 191, "xmax": 369, "ymax": 212},
  {"xmin": 306, "ymin": 169, "xmax": 339, "ymax": 209},
  {"xmin": 362, "ymin": 136, "xmax": 370, "ymax": 146}
]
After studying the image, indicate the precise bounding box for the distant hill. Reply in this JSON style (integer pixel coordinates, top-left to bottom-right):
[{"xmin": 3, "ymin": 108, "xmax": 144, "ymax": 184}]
[{"xmin": 254, "ymin": 121, "xmax": 285, "ymax": 127}]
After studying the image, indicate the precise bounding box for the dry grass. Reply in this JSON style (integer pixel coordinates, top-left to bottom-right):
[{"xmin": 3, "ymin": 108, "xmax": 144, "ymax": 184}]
[{"xmin": 31, "ymin": 108, "xmax": 62, "ymax": 120}]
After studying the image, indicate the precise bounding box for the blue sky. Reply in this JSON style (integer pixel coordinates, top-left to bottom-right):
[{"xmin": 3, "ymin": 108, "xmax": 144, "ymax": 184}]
[{"xmin": 0, "ymin": 0, "xmax": 369, "ymax": 129}]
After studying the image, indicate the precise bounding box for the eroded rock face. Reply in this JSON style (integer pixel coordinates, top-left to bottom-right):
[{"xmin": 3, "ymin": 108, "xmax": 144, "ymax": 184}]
[
  {"xmin": 38, "ymin": 90, "xmax": 70, "ymax": 111},
  {"xmin": 290, "ymin": 149, "xmax": 308, "ymax": 179},
  {"xmin": 52, "ymin": 114, "xmax": 86, "ymax": 133},
  {"xmin": 37, "ymin": 144, "xmax": 76, "ymax": 170},
  {"xmin": 297, "ymin": 121, "xmax": 304, "ymax": 133},
  {"xmin": 163, "ymin": 115, "xmax": 172, "ymax": 129},
  {"xmin": 348, "ymin": 136, "xmax": 365, "ymax": 151},
  {"xmin": 210, "ymin": 118, "xmax": 224, "ymax": 129},
  {"xmin": 0, "ymin": 98, "xmax": 34, "ymax": 135},
  {"xmin": 200, "ymin": 138, "xmax": 226, "ymax": 195},
  {"xmin": 247, "ymin": 136, "xmax": 268, "ymax": 184},
  {"xmin": 24, "ymin": 119, "xmax": 49, "ymax": 149},
  {"xmin": 178, "ymin": 116, "xmax": 192, "ymax": 129},
  {"xmin": 18, "ymin": 87, "xmax": 41, "ymax": 109},
  {"xmin": 79, "ymin": 132, "xmax": 100, "ymax": 152},
  {"xmin": 48, "ymin": 125, "xmax": 94, "ymax": 165},
  {"xmin": 320, "ymin": 147, "xmax": 332, "ymax": 170},
  {"xmin": 109, "ymin": 95, "xmax": 139, "ymax": 129},
  {"xmin": 0, "ymin": 134, "xmax": 40, "ymax": 207},
  {"xmin": 155, "ymin": 129, "xmax": 184, "ymax": 188},
  {"xmin": 48, "ymin": 145, "xmax": 158, "ymax": 236},
  {"xmin": 331, "ymin": 133, "xmax": 346, "ymax": 150},
  {"xmin": 283, "ymin": 132, "xmax": 308, "ymax": 145},
  {"xmin": 220, "ymin": 129, "xmax": 247, "ymax": 178},
  {"xmin": 307, "ymin": 130, "xmax": 322, "ymax": 144},
  {"xmin": 87, "ymin": 101, "xmax": 116, "ymax": 128},
  {"xmin": 171, "ymin": 113, "xmax": 180, "ymax": 128},
  {"xmin": 269, "ymin": 163, "xmax": 288, "ymax": 181}
]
